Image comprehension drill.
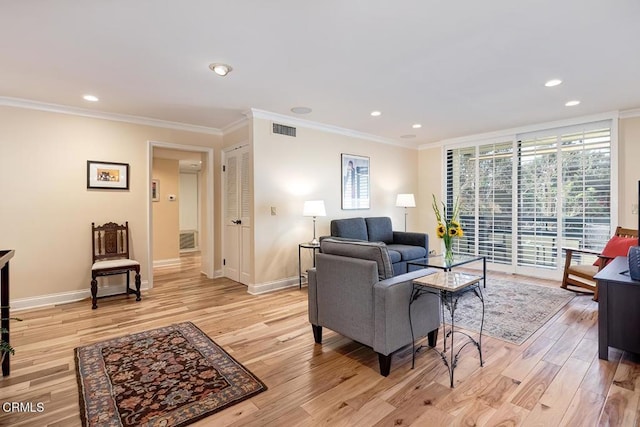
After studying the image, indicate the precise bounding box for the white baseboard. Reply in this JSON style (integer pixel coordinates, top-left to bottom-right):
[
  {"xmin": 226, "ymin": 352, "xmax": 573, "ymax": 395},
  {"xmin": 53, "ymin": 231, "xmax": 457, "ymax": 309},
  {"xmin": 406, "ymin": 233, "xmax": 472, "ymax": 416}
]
[
  {"xmin": 10, "ymin": 274, "xmax": 299, "ymax": 310},
  {"xmin": 248, "ymin": 277, "xmax": 299, "ymax": 295},
  {"xmin": 11, "ymin": 281, "xmax": 150, "ymax": 311},
  {"xmin": 213, "ymin": 269, "xmax": 224, "ymax": 278},
  {"xmin": 152, "ymin": 258, "xmax": 181, "ymax": 267},
  {"xmin": 179, "ymin": 248, "xmax": 199, "ymax": 254}
]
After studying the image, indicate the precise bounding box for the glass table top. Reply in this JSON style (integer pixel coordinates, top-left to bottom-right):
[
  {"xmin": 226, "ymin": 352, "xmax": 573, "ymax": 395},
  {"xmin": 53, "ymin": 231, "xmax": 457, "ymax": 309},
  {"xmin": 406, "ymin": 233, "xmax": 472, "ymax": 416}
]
[{"xmin": 408, "ymin": 253, "xmax": 484, "ymax": 269}]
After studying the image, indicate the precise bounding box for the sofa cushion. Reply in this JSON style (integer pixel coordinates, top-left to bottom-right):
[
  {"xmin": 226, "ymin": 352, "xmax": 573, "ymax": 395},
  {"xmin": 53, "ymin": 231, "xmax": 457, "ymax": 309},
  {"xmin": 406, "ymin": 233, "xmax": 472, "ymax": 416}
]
[
  {"xmin": 365, "ymin": 217, "xmax": 394, "ymax": 244},
  {"xmin": 320, "ymin": 238, "xmax": 394, "ymax": 280},
  {"xmin": 331, "ymin": 217, "xmax": 368, "ymax": 241},
  {"xmin": 386, "ymin": 249, "xmax": 402, "ymax": 264},
  {"xmin": 386, "ymin": 244, "xmax": 427, "ymax": 261}
]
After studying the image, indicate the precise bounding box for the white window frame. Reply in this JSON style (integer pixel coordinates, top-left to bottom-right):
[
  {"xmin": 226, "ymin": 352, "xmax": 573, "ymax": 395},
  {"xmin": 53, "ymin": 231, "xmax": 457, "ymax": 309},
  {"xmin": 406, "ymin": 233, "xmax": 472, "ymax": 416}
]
[{"xmin": 440, "ymin": 114, "xmax": 619, "ymax": 279}]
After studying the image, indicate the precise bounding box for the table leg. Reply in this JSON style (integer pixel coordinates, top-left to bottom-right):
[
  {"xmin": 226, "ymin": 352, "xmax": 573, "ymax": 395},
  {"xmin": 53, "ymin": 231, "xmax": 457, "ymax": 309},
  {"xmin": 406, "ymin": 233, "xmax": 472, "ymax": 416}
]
[
  {"xmin": 476, "ymin": 285, "xmax": 485, "ymax": 366},
  {"xmin": 446, "ymin": 292, "xmax": 455, "ymax": 387},
  {"xmin": 409, "ymin": 287, "xmax": 417, "ymax": 369},
  {"xmin": 298, "ymin": 245, "xmax": 302, "ymax": 289},
  {"xmin": 483, "ymin": 257, "xmax": 486, "ymax": 288}
]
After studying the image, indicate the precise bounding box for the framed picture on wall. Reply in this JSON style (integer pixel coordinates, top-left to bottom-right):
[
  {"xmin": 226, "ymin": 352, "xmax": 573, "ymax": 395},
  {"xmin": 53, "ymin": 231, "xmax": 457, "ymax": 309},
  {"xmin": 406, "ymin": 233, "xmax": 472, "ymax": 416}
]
[
  {"xmin": 151, "ymin": 179, "xmax": 160, "ymax": 201},
  {"xmin": 341, "ymin": 153, "xmax": 370, "ymax": 210},
  {"xmin": 87, "ymin": 160, "xmax": 130, "ymax": 190}
]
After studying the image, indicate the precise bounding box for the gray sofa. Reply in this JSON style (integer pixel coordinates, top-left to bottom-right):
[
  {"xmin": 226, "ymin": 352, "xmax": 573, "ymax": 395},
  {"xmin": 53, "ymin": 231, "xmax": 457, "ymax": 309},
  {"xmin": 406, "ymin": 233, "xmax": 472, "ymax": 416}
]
[
  {"xmin": 308, "ymin": 238, "xmax": 441, "ymax": 376},
  {"xmin": 329, "ymin": 217, "xmax": 429, "ymax": 275}
]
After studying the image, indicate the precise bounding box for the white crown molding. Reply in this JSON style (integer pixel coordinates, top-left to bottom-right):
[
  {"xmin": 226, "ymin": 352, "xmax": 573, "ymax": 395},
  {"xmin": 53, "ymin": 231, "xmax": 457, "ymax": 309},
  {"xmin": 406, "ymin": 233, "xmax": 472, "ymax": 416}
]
[
  {"xmin": 247, "ymin": 108, "xmax": 417, "ymax": 149},
  {"xmin": 419, "ymin": 110, "xmax": 621, "ymax": 150},
  {"xmin": 221, "ymin": 116, "xmax": 249, "ymax": 134},
  {"xmin": 620, "ymin": 108, "xmax": 640, "ymax": 119},
  {"xmin": 0, "ymin": 96, "xmax": 223, "ymax": 136}
]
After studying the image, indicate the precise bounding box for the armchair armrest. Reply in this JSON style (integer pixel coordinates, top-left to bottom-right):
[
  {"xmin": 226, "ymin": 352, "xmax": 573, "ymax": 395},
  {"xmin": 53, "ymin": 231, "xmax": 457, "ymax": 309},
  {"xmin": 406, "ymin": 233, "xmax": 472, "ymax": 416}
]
[
  {"xmin": 562, "ymin": 247, "xmax": 601, "ymax": 256},
  {"xmin": 392, "ymin": 231, "xmax": 428, "ymax": 251},
  {"xmin": 563, "ymin": 246, "xmax": 608, "ymax": 270},
  {"xmin": 373, "ymin": 268, "xmax": 440, "ymax": 355}
]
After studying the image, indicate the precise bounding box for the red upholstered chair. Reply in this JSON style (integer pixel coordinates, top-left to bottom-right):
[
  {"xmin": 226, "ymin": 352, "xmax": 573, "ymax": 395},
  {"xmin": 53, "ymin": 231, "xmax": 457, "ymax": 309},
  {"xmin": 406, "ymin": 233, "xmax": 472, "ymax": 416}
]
[
  {"xmin": 91, "ymin": 222, "xmax": 141, "ymax": 309},
  {"xmin": 561, "ymin": 226, "xmax": 638, "ymax": 301}
]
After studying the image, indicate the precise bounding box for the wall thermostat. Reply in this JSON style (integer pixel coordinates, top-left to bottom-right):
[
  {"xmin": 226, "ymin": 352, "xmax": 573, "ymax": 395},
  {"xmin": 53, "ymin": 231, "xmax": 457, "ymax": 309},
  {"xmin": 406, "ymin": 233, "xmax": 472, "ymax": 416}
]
[{"xmin": 168, "ymin": 194, "xmax": 177, "ymax": 201}]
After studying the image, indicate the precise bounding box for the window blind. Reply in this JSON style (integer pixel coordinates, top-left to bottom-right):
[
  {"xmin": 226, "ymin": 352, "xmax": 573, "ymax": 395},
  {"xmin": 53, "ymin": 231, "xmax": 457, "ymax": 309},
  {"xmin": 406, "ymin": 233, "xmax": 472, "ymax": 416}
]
[{"xmin": 444, "ymin": 120, "xmax": 612, "ymax": 273}]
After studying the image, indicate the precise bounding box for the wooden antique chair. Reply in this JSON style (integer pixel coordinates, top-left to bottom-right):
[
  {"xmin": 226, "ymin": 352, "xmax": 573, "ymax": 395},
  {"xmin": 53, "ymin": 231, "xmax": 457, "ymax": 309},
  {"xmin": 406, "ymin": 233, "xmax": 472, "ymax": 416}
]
[
  {"xmin": 91, "ymin": 222, "xmax": 141, "ymax": 309},
  {"xmin": 561, "ymin": 226, "xmax": 638, "ymax": 301}
]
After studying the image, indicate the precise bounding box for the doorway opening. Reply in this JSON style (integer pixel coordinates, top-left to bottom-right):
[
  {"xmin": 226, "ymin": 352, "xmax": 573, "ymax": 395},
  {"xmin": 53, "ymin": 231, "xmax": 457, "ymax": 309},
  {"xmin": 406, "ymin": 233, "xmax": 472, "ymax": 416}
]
[{"xmin": 147, "ymin": 141, "xmax": 214, "ymax": 290}]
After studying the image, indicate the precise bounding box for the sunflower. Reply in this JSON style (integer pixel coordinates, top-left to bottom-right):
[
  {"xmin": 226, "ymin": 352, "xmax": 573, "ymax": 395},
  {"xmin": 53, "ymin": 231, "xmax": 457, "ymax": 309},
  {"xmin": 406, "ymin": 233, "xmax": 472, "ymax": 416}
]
[{"xmin": 432, "ymin": 194, "xmax": 464, "ymax": 251}]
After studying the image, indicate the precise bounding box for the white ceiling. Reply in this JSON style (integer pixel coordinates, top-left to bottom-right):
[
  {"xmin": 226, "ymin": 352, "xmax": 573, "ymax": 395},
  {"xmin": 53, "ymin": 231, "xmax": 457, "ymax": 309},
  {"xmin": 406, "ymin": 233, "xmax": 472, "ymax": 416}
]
[{"xmin": 2, "ymin": 1, "xmax": 639, "ymax": 146}]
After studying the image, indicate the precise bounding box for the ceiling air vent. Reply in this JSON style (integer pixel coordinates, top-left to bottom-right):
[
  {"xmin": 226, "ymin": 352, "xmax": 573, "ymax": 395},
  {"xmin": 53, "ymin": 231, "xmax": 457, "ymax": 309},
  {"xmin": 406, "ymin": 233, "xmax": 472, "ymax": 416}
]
[{"xmin": 272, "ymin": 123, "xmax": 296, "ymax": 137}]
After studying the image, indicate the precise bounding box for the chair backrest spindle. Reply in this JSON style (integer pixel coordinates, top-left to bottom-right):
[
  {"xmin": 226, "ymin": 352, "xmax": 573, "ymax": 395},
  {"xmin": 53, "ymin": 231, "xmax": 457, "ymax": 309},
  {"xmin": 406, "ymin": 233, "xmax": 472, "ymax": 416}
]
[{"xmin": 92, "ymin": 222, "xmax": 131, "ymax": 263}]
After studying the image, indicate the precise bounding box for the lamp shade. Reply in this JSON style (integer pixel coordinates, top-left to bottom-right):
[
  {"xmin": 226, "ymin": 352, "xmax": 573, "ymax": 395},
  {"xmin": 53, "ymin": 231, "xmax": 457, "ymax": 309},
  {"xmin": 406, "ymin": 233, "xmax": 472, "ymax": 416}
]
[
  {"xmin": 303, "ymin": 200, "xmax": 326, "ymax": 217},
  {"xmin": 395, "ymin": 194, "xmax": 416, "ymax": 208}
]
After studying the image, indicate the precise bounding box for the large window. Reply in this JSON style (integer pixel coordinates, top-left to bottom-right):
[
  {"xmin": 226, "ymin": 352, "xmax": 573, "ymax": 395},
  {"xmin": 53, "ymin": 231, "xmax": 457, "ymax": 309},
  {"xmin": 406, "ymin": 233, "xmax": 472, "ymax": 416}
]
[{"xmin": 445, "ymin": 120, "xmax": 612, "ymax": 274}]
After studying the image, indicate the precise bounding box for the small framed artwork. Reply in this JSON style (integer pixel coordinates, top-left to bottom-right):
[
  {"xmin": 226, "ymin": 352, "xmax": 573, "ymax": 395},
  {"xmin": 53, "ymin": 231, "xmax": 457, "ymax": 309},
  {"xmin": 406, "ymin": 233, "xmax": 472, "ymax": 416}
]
[
  {"xmin": 151, "ymin": 179, "xmax": 160, "ymax": 201},
  {"xmin": 341, "ymin": 153, "xmax": 370, "ymax": 210},
  {"xmin": 87, "ymin": 160, "xmax": 130, "ymax": 190}
]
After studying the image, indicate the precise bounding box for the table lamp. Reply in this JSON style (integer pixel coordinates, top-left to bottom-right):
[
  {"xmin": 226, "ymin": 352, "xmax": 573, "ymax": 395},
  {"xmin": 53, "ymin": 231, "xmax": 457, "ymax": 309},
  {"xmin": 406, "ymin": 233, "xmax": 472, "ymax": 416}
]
[
  {"xmin": 396, "ymin": 193, "xmax": 416, "ymax": 232},
  {"xmin": 303, "ymin": 200, "xmax": 326, "ymax": 245}
]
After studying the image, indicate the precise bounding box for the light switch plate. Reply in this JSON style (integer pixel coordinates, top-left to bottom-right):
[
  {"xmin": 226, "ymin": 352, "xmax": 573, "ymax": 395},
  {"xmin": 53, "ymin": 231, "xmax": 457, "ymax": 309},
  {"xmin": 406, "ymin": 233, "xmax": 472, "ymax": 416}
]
[{"xmin": 271, "ymin": 207, "xmax": 277, "ymax": 216}]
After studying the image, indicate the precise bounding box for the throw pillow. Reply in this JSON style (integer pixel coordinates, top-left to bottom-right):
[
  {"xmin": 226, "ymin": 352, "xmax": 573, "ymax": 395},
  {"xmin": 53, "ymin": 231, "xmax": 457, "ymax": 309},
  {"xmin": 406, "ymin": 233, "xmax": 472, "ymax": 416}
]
[{"xmin": 594, "ymin": 235, "xmax": 639, "ymax": 266}]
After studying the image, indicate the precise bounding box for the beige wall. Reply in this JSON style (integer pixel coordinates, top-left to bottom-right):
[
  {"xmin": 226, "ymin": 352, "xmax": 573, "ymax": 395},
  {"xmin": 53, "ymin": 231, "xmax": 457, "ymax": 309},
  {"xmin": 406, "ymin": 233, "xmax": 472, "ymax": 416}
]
[
  {"xmin": 619, "ymin": 117, "xmax": 640, "ymax": 229},
  {"xmin": 251, "ymin": 117, "xmax": 418, "ymax": 285},
  {"xmin": 223, "ymin": 123, "xmax": 250, "ymax": 148},
  {"xmin": 152, "ymin": 158, "xmax": 180, "ymax": 261},
  {"xmin": 0, "ymin": 106, "xmax": 221, "ymax": 301},
  {"xmin": 418, "ymin": 146, "xmax": 443, "ymax": 252}
]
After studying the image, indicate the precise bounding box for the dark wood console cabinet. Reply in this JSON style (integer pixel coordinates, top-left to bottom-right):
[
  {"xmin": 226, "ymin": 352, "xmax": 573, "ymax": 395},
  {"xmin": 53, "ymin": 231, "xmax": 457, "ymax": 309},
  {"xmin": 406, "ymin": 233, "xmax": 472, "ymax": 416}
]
[
  {"xmin": 1, "ymin": 249, "xmax": 15, "ymax": 376},
  {"xmin": 594, "ymin": 256, "xmax": 640, "ymax": 360}
]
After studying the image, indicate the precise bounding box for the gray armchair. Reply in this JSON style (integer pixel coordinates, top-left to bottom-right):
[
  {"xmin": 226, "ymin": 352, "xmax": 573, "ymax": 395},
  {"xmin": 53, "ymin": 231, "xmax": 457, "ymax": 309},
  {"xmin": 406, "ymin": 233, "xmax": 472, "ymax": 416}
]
[{"xmin": 308, "ymin": 238, "xmax": 441, "ymax": 376}]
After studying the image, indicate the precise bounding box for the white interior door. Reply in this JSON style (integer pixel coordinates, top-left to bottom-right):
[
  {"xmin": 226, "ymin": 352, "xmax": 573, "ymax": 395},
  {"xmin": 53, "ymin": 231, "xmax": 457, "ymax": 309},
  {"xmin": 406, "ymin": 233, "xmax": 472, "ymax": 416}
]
[{"xmin": 224, "ymin": 145, "xmax": 251, "ymax": 284}]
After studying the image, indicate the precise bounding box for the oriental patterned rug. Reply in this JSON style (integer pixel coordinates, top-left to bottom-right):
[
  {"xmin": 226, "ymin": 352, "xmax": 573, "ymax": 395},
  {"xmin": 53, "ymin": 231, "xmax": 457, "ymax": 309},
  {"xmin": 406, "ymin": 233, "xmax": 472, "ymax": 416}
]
[
  {"xmin": 75, "ymin": 322, "xmax": 266, "ymax": 427},
  {"xmin": 451, "ymin": 278, "xmax": 574, "ymax": 345}
]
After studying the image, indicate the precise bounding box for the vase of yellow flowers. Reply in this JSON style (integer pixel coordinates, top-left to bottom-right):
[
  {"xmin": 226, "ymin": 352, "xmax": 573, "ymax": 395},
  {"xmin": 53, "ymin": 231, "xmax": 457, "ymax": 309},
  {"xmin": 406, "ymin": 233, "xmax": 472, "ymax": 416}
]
[{"xmin": 432, "ymin": 194, "xmax": 463, "ymax": 265}]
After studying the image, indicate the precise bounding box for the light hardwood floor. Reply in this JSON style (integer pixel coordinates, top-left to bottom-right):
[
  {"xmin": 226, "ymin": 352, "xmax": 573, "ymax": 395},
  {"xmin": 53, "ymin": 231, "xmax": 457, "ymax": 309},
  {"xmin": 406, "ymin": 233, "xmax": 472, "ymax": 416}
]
[{"xmin": 1, "ymin": 253, "xmax": 639, "ymax": 426}]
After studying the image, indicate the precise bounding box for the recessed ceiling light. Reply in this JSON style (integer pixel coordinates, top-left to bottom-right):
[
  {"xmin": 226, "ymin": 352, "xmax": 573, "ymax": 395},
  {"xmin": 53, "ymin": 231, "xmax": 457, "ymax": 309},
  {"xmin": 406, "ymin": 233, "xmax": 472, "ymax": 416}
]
[
  {"xmin": 400, "ymin": 134, "xmax": 416, "ymax": 139},
  {"xmin": 291, "ymin": 107, "xmax": 312, "ymax": 114},
  {"xmin": 370, "ymin": 111, "xmax": 382, "ymax": 117},
  {"xmin": 545, "ymin": 79, "xmax": 562, "ymax": 87},
  {"xmin": 565, "ymin": 100, "xmax": 581, "ymax": 107},
  {"xmin": 209, "ymin": 63, "xmax": 233, "ymax": 76},
  {"xmin": 83, "ymin": 94, "xmax": 99, "ymax": 102},
  {"xmin": 412, "ymin": 124, "xmax": 422, "ymax": 129}
]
